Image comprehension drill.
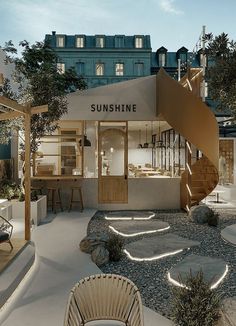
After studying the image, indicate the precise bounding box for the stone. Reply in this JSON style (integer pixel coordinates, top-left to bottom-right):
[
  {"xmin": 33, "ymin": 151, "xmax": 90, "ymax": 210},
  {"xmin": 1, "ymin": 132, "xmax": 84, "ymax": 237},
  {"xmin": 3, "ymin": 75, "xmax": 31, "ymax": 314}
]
[
  {"xmin": 105, "ymin": 211, "xmax": 155, "ymax": 220},
  {"xmin": 80, "ymin": 233, "xmax": 109, "ymax": 254},
  {"xmin": 91, "ymin": 245, "xmax": 109, "ymax": 267},
  {"xmin": 190, "ymin": 205, "xmax": 213, "ymax": 224},
  {"xmin": 124, "ymin": 234, "xmax": 200, "ymax": 260},
  {"xmin": 217, "ymin": 297, "xmax": 236, "ymax": 326},
  {"xmin": 168, "ymin": 255, "xmax": 228, "ymax": 288},
  {"xmin": 221, "ymin": 224, "xmax": 236, "ymax": 246},
  {"xmin": 110, "ymin": 220, "xmax": 170, "ymax": 237}
]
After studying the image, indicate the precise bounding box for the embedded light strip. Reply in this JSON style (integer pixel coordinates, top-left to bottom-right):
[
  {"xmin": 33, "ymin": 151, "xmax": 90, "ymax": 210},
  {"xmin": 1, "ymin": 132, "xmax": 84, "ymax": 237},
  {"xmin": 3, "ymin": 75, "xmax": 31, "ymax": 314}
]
[
  {"xmin": 186, "ymin": 184, "xmax": 192, "ymax": 197},
  {"xmin": 210, "ymin": 264, "xmax": 229, "ymax": 289},
  {"xmin": 186, "ymin": 163, "xmax": 192, "ymax": 175},
  {"xmin": 186, "ymin": 141, "xmax": 192, "ymax": 154},
  {"xmin": 105, "ymin": 213, "xmax": 155, "ymax": 221},
  {"xmin": 109, "ymin": 225, "xmax": 170, "ymax": 237},
  {"xmin": 123, "ymin": 248, "xmax": 184, "ymax": 262},
  {"xmin": 167, "ymin": 272, "xmax": 188, "ymax": 289},
  {"xmin": 167, "ymin": 264, "xmax": 229, "ymax": 290}
]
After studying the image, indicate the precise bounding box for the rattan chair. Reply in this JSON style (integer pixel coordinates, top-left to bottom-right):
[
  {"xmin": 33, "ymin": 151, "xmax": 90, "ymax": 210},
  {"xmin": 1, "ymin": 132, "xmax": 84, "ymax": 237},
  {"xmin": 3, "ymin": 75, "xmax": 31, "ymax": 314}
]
[
  {"xmin": 0, "ymin": 215, "xmax": 13, "ymax": 250},
  {"xmin": 64, "ymin": 273, "xmax": 144, "ymax": 326}
]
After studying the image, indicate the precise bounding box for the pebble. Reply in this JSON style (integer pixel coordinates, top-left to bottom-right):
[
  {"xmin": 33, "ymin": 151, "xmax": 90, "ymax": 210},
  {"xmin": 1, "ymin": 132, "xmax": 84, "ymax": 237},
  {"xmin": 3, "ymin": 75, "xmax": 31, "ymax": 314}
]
[{"xmin": 88, "ymin": 209, "xmax": 236, "ymax": 318}]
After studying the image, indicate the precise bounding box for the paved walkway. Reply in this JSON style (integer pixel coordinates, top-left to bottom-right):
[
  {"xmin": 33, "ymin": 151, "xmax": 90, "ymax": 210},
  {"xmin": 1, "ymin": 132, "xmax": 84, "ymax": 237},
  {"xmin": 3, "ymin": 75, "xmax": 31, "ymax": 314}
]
[{"xmin": 1, "ymin": 210, "xmax": 173, "ymax": 326}]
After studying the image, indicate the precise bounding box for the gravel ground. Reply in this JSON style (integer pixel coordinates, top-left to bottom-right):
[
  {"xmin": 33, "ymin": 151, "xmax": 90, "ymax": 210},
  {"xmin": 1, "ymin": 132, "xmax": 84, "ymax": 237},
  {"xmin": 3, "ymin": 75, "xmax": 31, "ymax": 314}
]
[{"xmin": 87, "ymin": 209, "xmax": 236, "ymax": 318}]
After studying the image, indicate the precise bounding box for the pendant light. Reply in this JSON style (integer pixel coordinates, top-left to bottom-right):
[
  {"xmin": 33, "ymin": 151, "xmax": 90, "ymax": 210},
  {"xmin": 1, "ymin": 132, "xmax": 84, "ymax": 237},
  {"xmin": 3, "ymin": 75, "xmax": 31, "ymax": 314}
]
[
  {"xmin": 137, "ymin": 129, "xmax": 142, "ymax": 148},
  {"xmin": 79, "ymin": 122, "xmax": 91, "ymax": 147},
  {"xmin": 155, "ymin": 121, "xmax": 165, "ymax": 148},
  {"xmin": 143, "ymin": 124, "xmax": 149, "ymax": 148}
]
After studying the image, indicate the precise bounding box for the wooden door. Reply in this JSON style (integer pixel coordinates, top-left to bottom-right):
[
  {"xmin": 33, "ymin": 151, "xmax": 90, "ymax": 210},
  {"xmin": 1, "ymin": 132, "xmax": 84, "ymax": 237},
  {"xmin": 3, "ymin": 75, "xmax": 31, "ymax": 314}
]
[{"xmin": 98, "ymin": 122, "xmax": 128, "ymax": 203}]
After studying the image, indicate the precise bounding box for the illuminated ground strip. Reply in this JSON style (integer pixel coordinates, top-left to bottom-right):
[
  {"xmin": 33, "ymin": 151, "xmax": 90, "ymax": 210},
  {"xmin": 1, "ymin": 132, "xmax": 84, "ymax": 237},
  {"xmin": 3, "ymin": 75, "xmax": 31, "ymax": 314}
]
[
  {"xmin": 109, "ymin": 225, "xmax": 170, "ymax": 237},
  {"xmin": 167, "ymin": 264, "xmax": 229, "ymax": 290},
  {"xmin": 105, "ymin": 213, "xmax": 155, "ymax": 221},
  {"xmin": 123, "ymin": 248, "xmax": 184, "ymax": 262}
]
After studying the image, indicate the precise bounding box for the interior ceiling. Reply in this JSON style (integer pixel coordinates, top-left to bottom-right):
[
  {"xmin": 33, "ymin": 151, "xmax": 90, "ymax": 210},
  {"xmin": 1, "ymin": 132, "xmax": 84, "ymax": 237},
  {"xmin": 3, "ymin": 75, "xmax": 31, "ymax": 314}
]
[{"xmin": 128, "ymin": 121, "xmax": 171, "ymax": 132}]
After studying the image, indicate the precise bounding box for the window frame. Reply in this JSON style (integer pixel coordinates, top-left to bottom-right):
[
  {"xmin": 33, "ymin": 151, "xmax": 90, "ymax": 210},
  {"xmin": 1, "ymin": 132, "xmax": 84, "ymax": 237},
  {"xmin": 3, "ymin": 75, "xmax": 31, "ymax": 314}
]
[
  {"xmin": 56, "ymin": 35, "xmax": 65, "ymax": 48},
  {"xmin": 57, "ymin": 63, "xmax": 65, "ymax": 74},
  {"xmin": 135, "ymin": 36, "xmax": 143, "ymax": 48},
  {"xmin": 96, "ymin": 63, "xmax": 104, "ymax": 76},
  {"xmin": 96, "ymin": 36, "xmax": 105, "ymax": 48},
  {"xmin": 75, "ymin": 35, "xmax": 85, "ymax": 48},
  {"xmin": 115, "ymin": 63, "xmax": 124, "ymax": 76}
]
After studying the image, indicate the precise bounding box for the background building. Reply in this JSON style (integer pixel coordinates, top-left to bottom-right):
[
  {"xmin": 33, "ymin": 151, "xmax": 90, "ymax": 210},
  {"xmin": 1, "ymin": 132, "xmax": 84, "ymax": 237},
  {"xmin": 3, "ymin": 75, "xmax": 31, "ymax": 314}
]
[{"xmin": 45, "ymin": 32, "xmax": 152, "ymax": 88}]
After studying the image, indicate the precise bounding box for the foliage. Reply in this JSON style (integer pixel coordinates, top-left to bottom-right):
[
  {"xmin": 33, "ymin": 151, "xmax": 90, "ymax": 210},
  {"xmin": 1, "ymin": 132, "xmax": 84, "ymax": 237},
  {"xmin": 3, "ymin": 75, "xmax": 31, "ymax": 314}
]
[
  {"xmin": 207, "ymin": 208, "xmax": 219, "ymax": 227},
  {"xmin": 205, "ymin": 32, "xmax": 236, "ymax": 118},
  {"xmin": 0, "ymin": 40, "xmax": 87, "ymax": 151},
  {"xmin": 106, "ymin": 234, "xmax": 124, "ymax": 261},
  {"xmin": 18, "ymin": 191, "xmax": 25, "ymax": 202},
  {"xmin": 0, "ymin": 180, "xmax": 21, "ymax": 200},
  {"xmin": 171, "ymin": 270, "xmax": 222, "ymax": 326}
]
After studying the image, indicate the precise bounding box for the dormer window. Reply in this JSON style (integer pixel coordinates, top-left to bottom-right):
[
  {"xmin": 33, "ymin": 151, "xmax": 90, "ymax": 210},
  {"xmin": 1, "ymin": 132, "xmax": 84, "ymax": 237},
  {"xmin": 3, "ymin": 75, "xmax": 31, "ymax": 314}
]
[
  {"xmin": 115, "ymin": 35, "xmax": 125, "ymax": 48},
  {"xmin": 156, "ymin": 47, "xmax": 167, "ymax": 67},
  {"xmin": 96, "ymin": 36, "xmax": 104, "ymax": 48},
  {"xmin": 56, "ymin": 35, "xmax": 65, "ymax": 48},
  {"xmin": 177, "ymin": 46, "xmax": 188, "ymax": 64},
  {"xmin": 135, "ymin": 36, "xmax": 143, "ymax": 48},
  {"xmin": 76, "ymin": 36, "xmax": 84, "ymax": 48}
]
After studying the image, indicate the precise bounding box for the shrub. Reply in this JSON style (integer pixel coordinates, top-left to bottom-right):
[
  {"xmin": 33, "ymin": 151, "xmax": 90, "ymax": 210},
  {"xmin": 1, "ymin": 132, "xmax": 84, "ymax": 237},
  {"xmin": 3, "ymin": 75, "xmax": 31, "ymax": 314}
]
[
  {"xmin": 207, "ymin": 209, "xmax": 219, "ymax": 227},
  {"xmin": 106, "ymin": 234, "xmax": 124, "ymax": 262},
  {"xmin": 171, "ymin": 270, "xmax": 222, "ymax": 326}
]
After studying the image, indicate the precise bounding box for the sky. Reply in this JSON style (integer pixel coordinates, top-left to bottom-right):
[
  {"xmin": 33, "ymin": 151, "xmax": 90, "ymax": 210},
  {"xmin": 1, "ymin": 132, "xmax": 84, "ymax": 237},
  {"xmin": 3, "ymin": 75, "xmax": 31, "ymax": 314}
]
[{"xmin": 1, "ymin": 0, "xmax": 236, "ymax": 53}]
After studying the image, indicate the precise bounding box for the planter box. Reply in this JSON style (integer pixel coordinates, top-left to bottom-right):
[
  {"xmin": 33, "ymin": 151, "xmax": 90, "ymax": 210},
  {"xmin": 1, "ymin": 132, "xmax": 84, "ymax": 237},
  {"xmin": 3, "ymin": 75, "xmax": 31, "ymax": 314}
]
[
  {"xmin": 11, "ymin": 195, "xmax": 47, "ymax": 226},
  {"xmin": 0, "ymin": 199, "xmax": 12, "ymax": 221}
]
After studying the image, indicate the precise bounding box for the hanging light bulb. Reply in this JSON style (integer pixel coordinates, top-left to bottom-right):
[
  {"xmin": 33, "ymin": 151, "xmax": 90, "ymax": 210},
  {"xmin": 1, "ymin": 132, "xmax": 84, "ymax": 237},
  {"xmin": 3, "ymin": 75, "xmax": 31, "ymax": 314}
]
[
  {"xmin": 79, "ymin": 121, "xmax": 91, "ymax": 147},
  {"xmin": 137, "ymin": 129, "xmax": 142, "ymax": 149},
  {"xmin": 155, "ymin": 121, "xmax": 165, "ymax": 148},
  {"xmin": 143, "ymin": 124, "xmax": 149, "ymax": 148}
]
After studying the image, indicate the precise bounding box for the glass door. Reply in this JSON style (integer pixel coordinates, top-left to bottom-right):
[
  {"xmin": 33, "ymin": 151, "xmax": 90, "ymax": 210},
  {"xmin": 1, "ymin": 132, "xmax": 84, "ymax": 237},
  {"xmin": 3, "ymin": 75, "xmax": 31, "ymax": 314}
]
[{"xmin": 98, "ymin": 121, "xmax": 128, "ymax": 203}]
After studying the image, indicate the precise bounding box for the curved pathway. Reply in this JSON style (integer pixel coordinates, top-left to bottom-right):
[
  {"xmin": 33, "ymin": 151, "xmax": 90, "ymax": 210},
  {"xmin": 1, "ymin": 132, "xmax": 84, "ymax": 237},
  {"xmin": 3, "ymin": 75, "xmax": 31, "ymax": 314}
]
[{"xmin": 1, "ymin": 210, "xmax": 173, "ymax": 326}]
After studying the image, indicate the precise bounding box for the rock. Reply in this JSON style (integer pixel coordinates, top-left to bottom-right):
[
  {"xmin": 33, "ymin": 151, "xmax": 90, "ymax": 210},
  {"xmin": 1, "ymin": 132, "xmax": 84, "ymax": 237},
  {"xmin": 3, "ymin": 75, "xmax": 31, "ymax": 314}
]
[
  {"xmin": 217, "ymin": 297, "xmax": 236, "ymax": 326},
  {"xmin": 190, "ymin": 205, "xmax": 213, "ymax": 224},
  {"xmin": 80, "ymin": 233, "xmax": 109, "ymax": 253},
  {"xmin": 91, "ymin": 245, "xmax": 109, "ymax": 266}
]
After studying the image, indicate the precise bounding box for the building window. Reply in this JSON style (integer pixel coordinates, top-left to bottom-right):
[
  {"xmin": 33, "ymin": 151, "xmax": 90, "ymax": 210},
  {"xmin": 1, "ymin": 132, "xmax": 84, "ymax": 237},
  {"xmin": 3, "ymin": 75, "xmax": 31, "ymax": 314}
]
[
  {"xmin": 56, "ymin": 36, "xmax": 64, "ymax": 47},
  {"xmin": 96, "ymin": 63, "xmax": 104, "ymax": 76},
  {"xmin": 115, "ymin": 63, "xmax": 124, "ymax": 76},
  {"xmin": 76, "ymin": 36, "xmax": 84, "ymax": 48},
  {"xmin": 159, "ymin": 53, "xmax": 166, "ymax": 67},
  {"xmin": 135, "ymin": 63, "xmax": 144, "ymax": 76},
  {"xmin": 57, "ymin": 63, "xmax": 65, "ymax": 74},
  {"xmin": 76, "ymin": 62, "xmax": 85, "ymax": 75},
  {"xmin": 179, "ymin": 52, "xmax": 187, "ymax": 63},
  {"xmin": 115, "ymin": 36, "xmax": 124, "ymax": 48},
  {"xmin": 135, "ymin": 36, "xmax": 143, "ymax": 48},
  {"xmin": 96, "ymin": 37, "xmax": 104, "ymax": 48}
]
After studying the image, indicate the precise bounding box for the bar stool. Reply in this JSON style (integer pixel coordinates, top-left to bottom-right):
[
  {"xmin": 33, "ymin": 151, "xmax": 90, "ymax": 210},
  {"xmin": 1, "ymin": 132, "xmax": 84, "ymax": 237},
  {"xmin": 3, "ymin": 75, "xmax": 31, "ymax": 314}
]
[
  {"xmin": 31, "ymin": 186, "xmax": 43, "ymax": 196},
  {"xmin": 68, "ymin": 187, "xmax": 84, "ymax": 212},
  {"xmin": 47, "ymin": 187, "xmax": 63, "ymax": 213}
]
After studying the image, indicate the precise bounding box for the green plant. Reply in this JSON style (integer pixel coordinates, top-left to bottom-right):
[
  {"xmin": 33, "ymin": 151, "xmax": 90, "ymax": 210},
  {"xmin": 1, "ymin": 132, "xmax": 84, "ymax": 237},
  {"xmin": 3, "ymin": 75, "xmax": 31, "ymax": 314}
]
[
  {"xmin": 31, "ymin": 190, "xmax": 38, "ymax": 201},
  {"xmin": 18, "ymin": 191, "xmax": 25, "ymax": 202},
  {"xmin": 106, "ymin": 234, "xmax": 124, "ymax": 262},
  {"xmin": 0, "ymin": 180, "xmax": 21, "ymax": 200},
  {"xmin": 171, "ymin": 271, "xmax": 222, "ymax": 326},
  {"xmin": 207, "ymin": 208, "xmax": 219, "ymax": 227}
]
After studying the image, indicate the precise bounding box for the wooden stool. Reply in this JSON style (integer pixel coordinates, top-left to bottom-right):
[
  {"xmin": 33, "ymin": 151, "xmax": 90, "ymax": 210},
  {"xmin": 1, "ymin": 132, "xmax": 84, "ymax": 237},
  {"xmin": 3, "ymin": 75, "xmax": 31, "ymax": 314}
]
[
  {"xmin": 68, "ymin": 187, "xmax": 84, "ymax": 212},
  {"xmin": 31, "ymin": 186, "xmax": 43, "ymax": 196},
  {"xmin": 47, "ymin": 187, "xmax": 63, "ymax": 213}
]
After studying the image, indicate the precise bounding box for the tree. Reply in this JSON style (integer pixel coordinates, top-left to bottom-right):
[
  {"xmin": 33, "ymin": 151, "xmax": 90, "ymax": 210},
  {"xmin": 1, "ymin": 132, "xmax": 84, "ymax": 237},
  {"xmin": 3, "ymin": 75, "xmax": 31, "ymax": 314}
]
[
  {"xmin": 0, "ymin": 40, "xmax": 87, "ymax": 151},
  {"xmin": 205, "ymin": 32, "xmax": 236, "ymax": 118}
]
